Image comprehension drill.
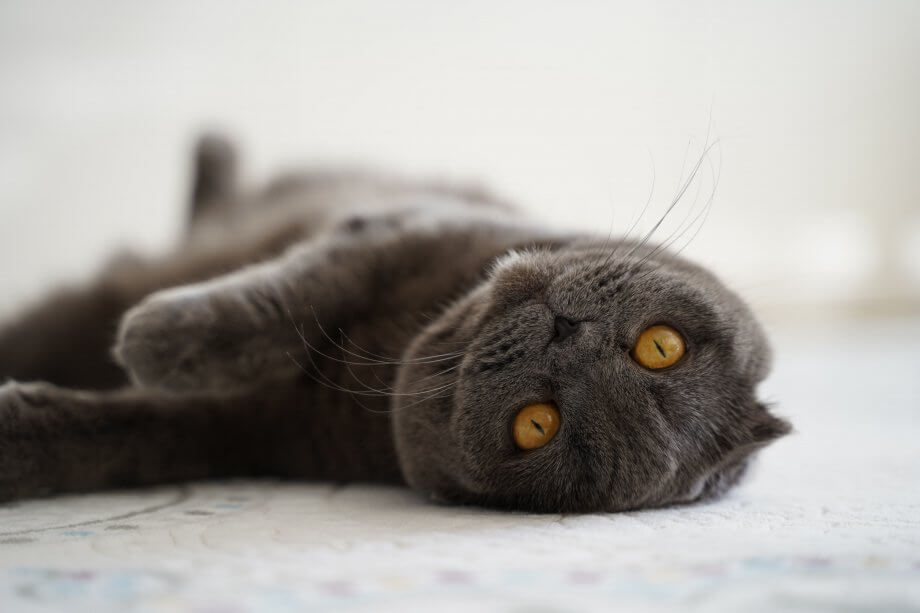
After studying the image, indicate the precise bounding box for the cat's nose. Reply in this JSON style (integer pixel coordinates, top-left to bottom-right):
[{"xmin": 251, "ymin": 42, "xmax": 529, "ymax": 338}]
[{"xmin": 553, "ymin": 315, "xmax": 581, "ymax": 342}]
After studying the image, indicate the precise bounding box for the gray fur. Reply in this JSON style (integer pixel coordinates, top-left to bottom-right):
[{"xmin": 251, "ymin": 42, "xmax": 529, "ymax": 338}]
[{"xmin": 0, "ymin": 137, "xmax": 789, "ymax": 511}]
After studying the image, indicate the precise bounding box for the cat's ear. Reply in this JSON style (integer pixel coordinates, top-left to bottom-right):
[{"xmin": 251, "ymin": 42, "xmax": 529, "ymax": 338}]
[
  {"xmin": 689, "ymin": 403, "xmax": 791, "ymax": 502},
  {"xmin": 712, "ymin": 403, "xmax": 790, "ymax": 478},
  {"xmin": 716, "ymin": 402, "xmax": 790, "ymax": 459},
  {"xmin": 486, "ymin": 249, "xmax": 553, "ymax": 310},
  {"xmin": 743, "ymin": 402, "xmax": 792, "ymax": 446}
]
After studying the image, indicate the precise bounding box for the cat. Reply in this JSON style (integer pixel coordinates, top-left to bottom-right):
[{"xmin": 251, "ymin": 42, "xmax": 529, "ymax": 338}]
[{"xmin": 0, "ymin": 135, "xmax": 790, "ymax": 512}]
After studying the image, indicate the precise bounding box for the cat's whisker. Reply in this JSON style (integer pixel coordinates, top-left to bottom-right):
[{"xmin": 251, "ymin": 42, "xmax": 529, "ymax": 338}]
[
  {"xmin": 291, "ymin": 319, "xmax": 460, "ymax": 373},
  {"xmin": 595, "ymin": 149, "xmax": 658, "ymax": 271},
  {"xmin": 285, "ymin": 307, "xmax": 462, "ymax": 368},
  {"xmin": 628, "ymin": 140, "xmax": 721, "ymax": 284},
  {"xmin": 674, "ymin": 136, "xmax": 695, "ymax": 201},
  {"xmin": 337, "ymin": 328, "xmax": 412, "ymax": 363},
  {"xmin": 614, "ymin": 138, "xmax": 720, "ymax": 288},
  {"xmin": 669, "ymin": 141, "xmax": 721, "ymax": 260},
  {"xmin": 357, "ymin": 349, "xmax": 448, "ymax": 395},
  {"xmin": 309, "ymin": 306, "xmax": 464, "ymax": 365},
  {"xmin": 288, "ymin": 312, "xmax": 462, "ymax": 398},
  {"xmin": 592, "ymin": 129, "xmax": 713, "ymax": 280},
  {"xmin": 350, "ymin": 374, "xmax": 457, "ymax": 398},
  {"xmin": 626, "ymin": 149, "xmax": 658, "ymax": 245},
  {"xmin": 285, "ymin": 350, "xmax": 383, "ymax": 415},
  {"xmin": 621, "ymin": 139, "xmax": 719, "ymax": 265},
  {"xmin": 339, "ymin": 347, "xmax": 461, "ymax": 397},
  {"xmin": 286, "ymin": 347, "xmax": 457, "ymax": 400},
  {"xmin": 628, "ymin": 160, "xmax": 707, "ymax": 274},
  {"xmin": 283, "ymin": 306, "xmax": 464, "ymax": 411},
  {"xmin": 368, "ymin": 361, "xmax": 461, "ymax": 394},
  {"xmin": 338, "ymin": 326, "xmax": 467, "ymax": 363},
  {"xmin": 631, "ymin": 115, "xmax": 718, "ymax": 269},
  {"xmin": 389, "ymin": 384, "xmax": 456, "ymax": 412},
  {"xmin": 290, "ymin": 320, "xmax": 382, "ymax": 369}
]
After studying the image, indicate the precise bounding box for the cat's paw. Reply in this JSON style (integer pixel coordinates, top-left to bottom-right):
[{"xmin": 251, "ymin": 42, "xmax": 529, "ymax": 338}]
[
  {"xmin": 0, "ymin": 382, "xmax": 24, "ymax": 502},
  {"xmin": 0, "ymin": 380, "xmax": 54, "ymax": 414},
  {"xmin": 0, "ymin": 381, "xmax": 25, "ymax": 420},
  {"xmin": 116, "ymin": 283, "xmax": 293, "ymax": 392},
  {"xmin": 0, "ymin": 381, "xmax": 57, "ymax": 502},
  {"xmin": 114, "ymin": 292, "xmax": 214, "ymax": 391}
]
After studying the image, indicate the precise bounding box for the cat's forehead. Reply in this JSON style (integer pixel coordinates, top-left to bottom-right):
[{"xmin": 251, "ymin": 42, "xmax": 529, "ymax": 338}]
[
  {"xmin": 487, "ymin": 241, "xmax": 770, "ymax": 381},
  {"xmin": 485, "ymin": 242, "xmax": 754, "ymax": 349},
  {"xmin": 492, "ymin": 243, "xmax": 720, "ymax": 305}
]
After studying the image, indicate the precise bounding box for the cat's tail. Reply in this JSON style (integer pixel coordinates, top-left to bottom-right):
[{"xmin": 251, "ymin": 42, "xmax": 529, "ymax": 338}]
[{"xmin": 189, "ymin": 132, "xmax": 238, "ymax": 223}]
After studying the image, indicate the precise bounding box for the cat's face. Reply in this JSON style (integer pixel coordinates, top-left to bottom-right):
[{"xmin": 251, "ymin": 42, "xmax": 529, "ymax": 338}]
[{"xmin": 392, "ymin": 241, "xmax": 789, "ymax": 512}]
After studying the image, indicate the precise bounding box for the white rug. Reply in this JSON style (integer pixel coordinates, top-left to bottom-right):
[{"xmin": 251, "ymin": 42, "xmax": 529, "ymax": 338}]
[{"xmin": 1, "ymin": 319, "xmax": 918, "ymax": 612}]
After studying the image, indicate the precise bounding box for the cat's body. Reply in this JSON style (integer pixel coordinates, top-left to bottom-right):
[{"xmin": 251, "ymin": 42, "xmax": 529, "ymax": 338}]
[{"xmin": 0, "ymin": 138, "xmax": 789, "ymax": 511}]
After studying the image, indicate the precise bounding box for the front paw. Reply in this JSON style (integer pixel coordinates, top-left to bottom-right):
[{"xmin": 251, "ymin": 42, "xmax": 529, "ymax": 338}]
[{"xmin": 114, "ymin": 292, "xmax": 213, "ymax": 391}]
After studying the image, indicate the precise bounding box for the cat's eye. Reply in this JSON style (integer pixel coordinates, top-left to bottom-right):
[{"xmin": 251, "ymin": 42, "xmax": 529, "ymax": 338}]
[
  {"xmin": 513, "ymin": 403, "xmax": 561, "ymax": 450},
  {"xmin": 632, "ymin": 324, "xmax": 686, "ymax": 369}
]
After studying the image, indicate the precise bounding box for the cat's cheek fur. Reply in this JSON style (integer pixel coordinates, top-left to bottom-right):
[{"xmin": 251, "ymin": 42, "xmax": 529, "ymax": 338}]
[
  {"xmin": 391, "ymin": 393, "xmax": 477, "ymax": 503},
  {"xmin": 391, "ymin": 287, "xmax": 492, "ymax": 503}
]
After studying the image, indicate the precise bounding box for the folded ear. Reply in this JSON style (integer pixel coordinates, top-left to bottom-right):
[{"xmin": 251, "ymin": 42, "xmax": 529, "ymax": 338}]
[
  {"xmin": 719, "ymin": 401, "xmax": 791, "ymax": 458},
  {"xmin": 686, "ymin": 402, "xmax": 791, "ymax": 503},
  {"xmin": 743, "ymin": 402, "xmax": 792, "ymax": 446}
]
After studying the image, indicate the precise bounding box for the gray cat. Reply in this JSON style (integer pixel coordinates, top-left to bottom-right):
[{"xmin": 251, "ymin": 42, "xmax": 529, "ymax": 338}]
[{"xmin": 0, "ymin": 136, "xmax": 789, "ymax": 512}]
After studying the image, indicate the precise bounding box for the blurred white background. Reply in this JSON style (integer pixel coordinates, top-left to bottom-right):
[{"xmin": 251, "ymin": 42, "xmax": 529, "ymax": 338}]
[{"xmin": 1, "ymin": 0, "xmax": 918, "ymax": 323}]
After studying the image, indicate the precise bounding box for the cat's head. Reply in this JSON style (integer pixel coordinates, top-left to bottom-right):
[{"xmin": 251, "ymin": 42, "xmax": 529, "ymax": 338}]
[{"xmin": 392, "ymin": 240, "xmax": 790, "ymax": 512}]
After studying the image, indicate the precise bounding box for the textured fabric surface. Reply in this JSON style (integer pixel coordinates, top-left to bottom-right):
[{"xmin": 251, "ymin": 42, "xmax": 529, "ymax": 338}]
[{"xmin": 1, "ymin": 320, "xmax": 918, "ymax": 612}]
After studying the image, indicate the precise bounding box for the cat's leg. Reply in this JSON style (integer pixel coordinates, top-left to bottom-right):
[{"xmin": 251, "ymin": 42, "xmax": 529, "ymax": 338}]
[
  {"xmin": 0, "ymin": 268, "xmax": 135, "ymax": 389},
  {"xmin": 0, "ymin": 135, "xmax": 291, "ymax": 390},
  {"xmin": 188, "ymin": 133, "xmax": 238, "ymax": 223},
  {"xmin": 114, "ymin": 231, "xmax": 384, "ymax": 393},
  {"xmin": 0, "ymin": 381, "xmax": 262, "ymax": 501},
  {"xmin": 0, "ymin": 379, "xmax": 400, "ymax": 501},
  {"xmin": 0, "ymin": 228, "xmax": 305, "ymax": 391},
  {"xmin": 0, "ymin": 380, "xmax": 268, "ymax": 501}
]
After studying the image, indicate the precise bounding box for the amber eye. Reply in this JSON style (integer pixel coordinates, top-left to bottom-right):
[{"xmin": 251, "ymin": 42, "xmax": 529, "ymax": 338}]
[
  {"xmin": 632, "ymin": 324, "xmax": 686, "ymax": 369},
  {"xmin": 513, "ymin": 403, "xmax": 561, "ymax": 450}
]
